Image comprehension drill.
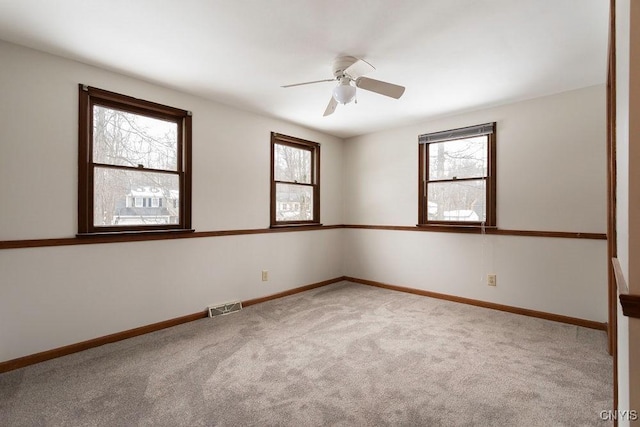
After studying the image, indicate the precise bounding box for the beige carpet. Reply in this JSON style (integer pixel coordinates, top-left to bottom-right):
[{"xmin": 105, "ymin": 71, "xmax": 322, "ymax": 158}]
[{"xmin": 0, "ymin": 281, "xmax": 612, "ymax": 426}]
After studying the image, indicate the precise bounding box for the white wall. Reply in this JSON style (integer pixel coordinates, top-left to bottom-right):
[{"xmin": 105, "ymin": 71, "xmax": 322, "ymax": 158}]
[
  {"xmin": 0, "ymin": 41, "xmax": 344, "ymax": 363},
  {"xmin": 343, "ymin": 86, "xmax": 608, "ymax": 322}
]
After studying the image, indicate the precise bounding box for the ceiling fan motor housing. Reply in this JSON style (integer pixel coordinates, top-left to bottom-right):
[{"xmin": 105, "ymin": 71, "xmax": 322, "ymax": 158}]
[{"xmin": 332, "ymin": 56, "xmax": 359, "ymax": 78}]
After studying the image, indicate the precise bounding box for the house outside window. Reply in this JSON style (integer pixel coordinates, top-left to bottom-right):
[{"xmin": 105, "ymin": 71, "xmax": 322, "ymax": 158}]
[{"xmin": 418, "ymin": 123, "xmax": 496, "ymax": 226}]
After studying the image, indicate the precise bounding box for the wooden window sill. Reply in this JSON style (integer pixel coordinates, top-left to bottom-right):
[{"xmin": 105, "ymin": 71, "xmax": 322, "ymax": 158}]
[
  {"xmin": 416, "ymin": 224, "xmax": 497, "ymax": 233},
  {"xmin": 76, "ymin": 229, "xmax": 195, "ymax": 238},
  {"xmin": 270, "ymin": 223, "xmax": 323, "ymax": 229}
]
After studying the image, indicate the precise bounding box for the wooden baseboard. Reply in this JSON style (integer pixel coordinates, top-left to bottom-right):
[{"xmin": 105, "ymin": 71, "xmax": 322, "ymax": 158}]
[
  {"xmin": 0, "ymin": 276, "xmax": 347, "ymax": 374},
  {"xmin": 345, "ymin": 276, "xmax": 607, "ymax": 331},
  {"xmin": 243, "ymin": 276, "xmax": 347, "ymax": 307}
]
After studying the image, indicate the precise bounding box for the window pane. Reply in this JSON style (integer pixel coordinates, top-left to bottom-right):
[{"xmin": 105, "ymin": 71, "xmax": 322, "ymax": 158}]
[
  {"xmin": 274, "ymin": 143, "xmax": 312, "ymax": 184},
  {"xmin": 94, "ymin": 166, "xmax": 179, "ymax": 226},
  {"xmin": 427, "ymin": 180, "xmax": 486, "ymax": 222},
  {"xmin": 275, "ymin": 183, "xmax": 313, "ymax": 221},
  {"xmin": 428, "ymin": 136, "xmax": 487, "ymax": 180},
  {"xmin": 93, "ymin": 105, "xmax": 178, "ymax": 171}
]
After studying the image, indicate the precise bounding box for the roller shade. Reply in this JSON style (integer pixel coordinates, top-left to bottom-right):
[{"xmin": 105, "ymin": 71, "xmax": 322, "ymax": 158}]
[{"xmin": 419, "ymin": 122, "xmax": 495, "ymax": 144}]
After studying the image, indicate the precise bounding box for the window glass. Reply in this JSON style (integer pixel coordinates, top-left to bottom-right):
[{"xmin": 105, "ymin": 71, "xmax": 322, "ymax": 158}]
[
  {"xmin": 92, "ymin": 105, "xmax": 178, "ymax": 171},
  {"xmin": 275, "ymin": 183, "xmax": 314, "ymax": 221},
  {"xmin": 93, "ymin": 167, "xmax": 179, "ymax": 226},
  {"xmin": 274, "ymin": 144, "xmax": 312, "ymax": 184},
  {"xmin": 428, "ymin": 136, "xmax": 487, "ymax": 181},
  {"xmin": 427, "ymin": 180, "xmax": 486, "ymax": 222}
]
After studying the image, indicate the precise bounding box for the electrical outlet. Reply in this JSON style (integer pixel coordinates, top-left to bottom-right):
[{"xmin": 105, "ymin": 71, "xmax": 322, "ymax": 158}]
[
  {"xmin": 261, "ymin": 270, "xmax": 268, "ymax": 281},
  {"xmin": 487, "ymin": 274, "xmax": 497, "ymax": 286}
]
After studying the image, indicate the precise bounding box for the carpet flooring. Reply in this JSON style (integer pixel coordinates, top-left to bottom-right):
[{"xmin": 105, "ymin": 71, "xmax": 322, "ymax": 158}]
[{"xmin": 0, "ymin": 281, "xmax": 612, "ymax": 426}]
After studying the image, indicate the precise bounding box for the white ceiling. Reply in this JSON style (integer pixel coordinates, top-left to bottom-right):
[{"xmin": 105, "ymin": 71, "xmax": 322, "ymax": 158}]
[{"xmin": 0, "ymin": 0, "xmax": 609, "ymax": 138}]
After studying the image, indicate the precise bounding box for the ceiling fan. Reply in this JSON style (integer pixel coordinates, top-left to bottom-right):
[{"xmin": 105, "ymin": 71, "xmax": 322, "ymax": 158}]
[{"xmin": 281, "ymin": 56, "xmax": 405, "ymax": 116}]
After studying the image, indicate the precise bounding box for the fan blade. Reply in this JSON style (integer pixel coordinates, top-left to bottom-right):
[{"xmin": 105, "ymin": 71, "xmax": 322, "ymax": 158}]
[
  {"xmin": 323, "ymin": 96, "xmax": 338, "ymax": 117},
  {"xmin": 281, "ymin": 79, "xmax": 335, "ymax": 88},
  {"xmin": 356, "ymin": 77, "xmax": 405, "ymax": 99},
  {"xmin": 344, "ymin": 58, "xmax": 375, "ymax": 80}
]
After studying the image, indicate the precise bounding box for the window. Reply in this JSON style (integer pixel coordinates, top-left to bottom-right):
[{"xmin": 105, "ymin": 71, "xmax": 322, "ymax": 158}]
[
  {"xmin": 271, "ymin": 132, "xmax": 320, "ymax": 226},
  {"xmin": 418, "ymin": 123, "xmax": 496, "ymax": 226},
  {"xmin": 78, "ymin": 85, "xmax": 192, "ymax": 234}
]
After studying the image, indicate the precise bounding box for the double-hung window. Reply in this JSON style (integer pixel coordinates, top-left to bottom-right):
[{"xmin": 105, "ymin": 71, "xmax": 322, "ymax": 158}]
[
  {"xmin": 270, "ymin": 133, "xmax": 320, "ymax": 226},
  {"xmin": 78, "ymin": 85, "xmax": 192, "ymax": 234},
  {"xmin": 418, "ymin": 123, "xmax": 496, "ymax": 226}
]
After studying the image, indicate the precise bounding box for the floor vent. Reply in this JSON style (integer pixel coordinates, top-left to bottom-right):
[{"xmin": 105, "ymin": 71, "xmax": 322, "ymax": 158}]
[{"xmin": 208, "ymin": 302, "xmax": 242, "ymax": 317}]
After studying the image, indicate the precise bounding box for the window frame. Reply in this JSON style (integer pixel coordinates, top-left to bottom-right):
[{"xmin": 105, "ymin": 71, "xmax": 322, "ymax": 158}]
[
  {"xmin": 270, "ymin": 132, "xmax": 321, "ymax": 227},
  {"xmin": 418, "ymin": 123, "xmax": 496, "ymax": 227},
  {"xmin": 78, "ymin": 85, "xmax": 192, "ymax": 235}
]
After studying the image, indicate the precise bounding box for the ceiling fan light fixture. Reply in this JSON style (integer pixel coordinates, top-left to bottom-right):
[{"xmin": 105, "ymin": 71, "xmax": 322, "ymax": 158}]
[{"xmin": 332, "ymin": 78, "xmax": 356, "ymax": 104}]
